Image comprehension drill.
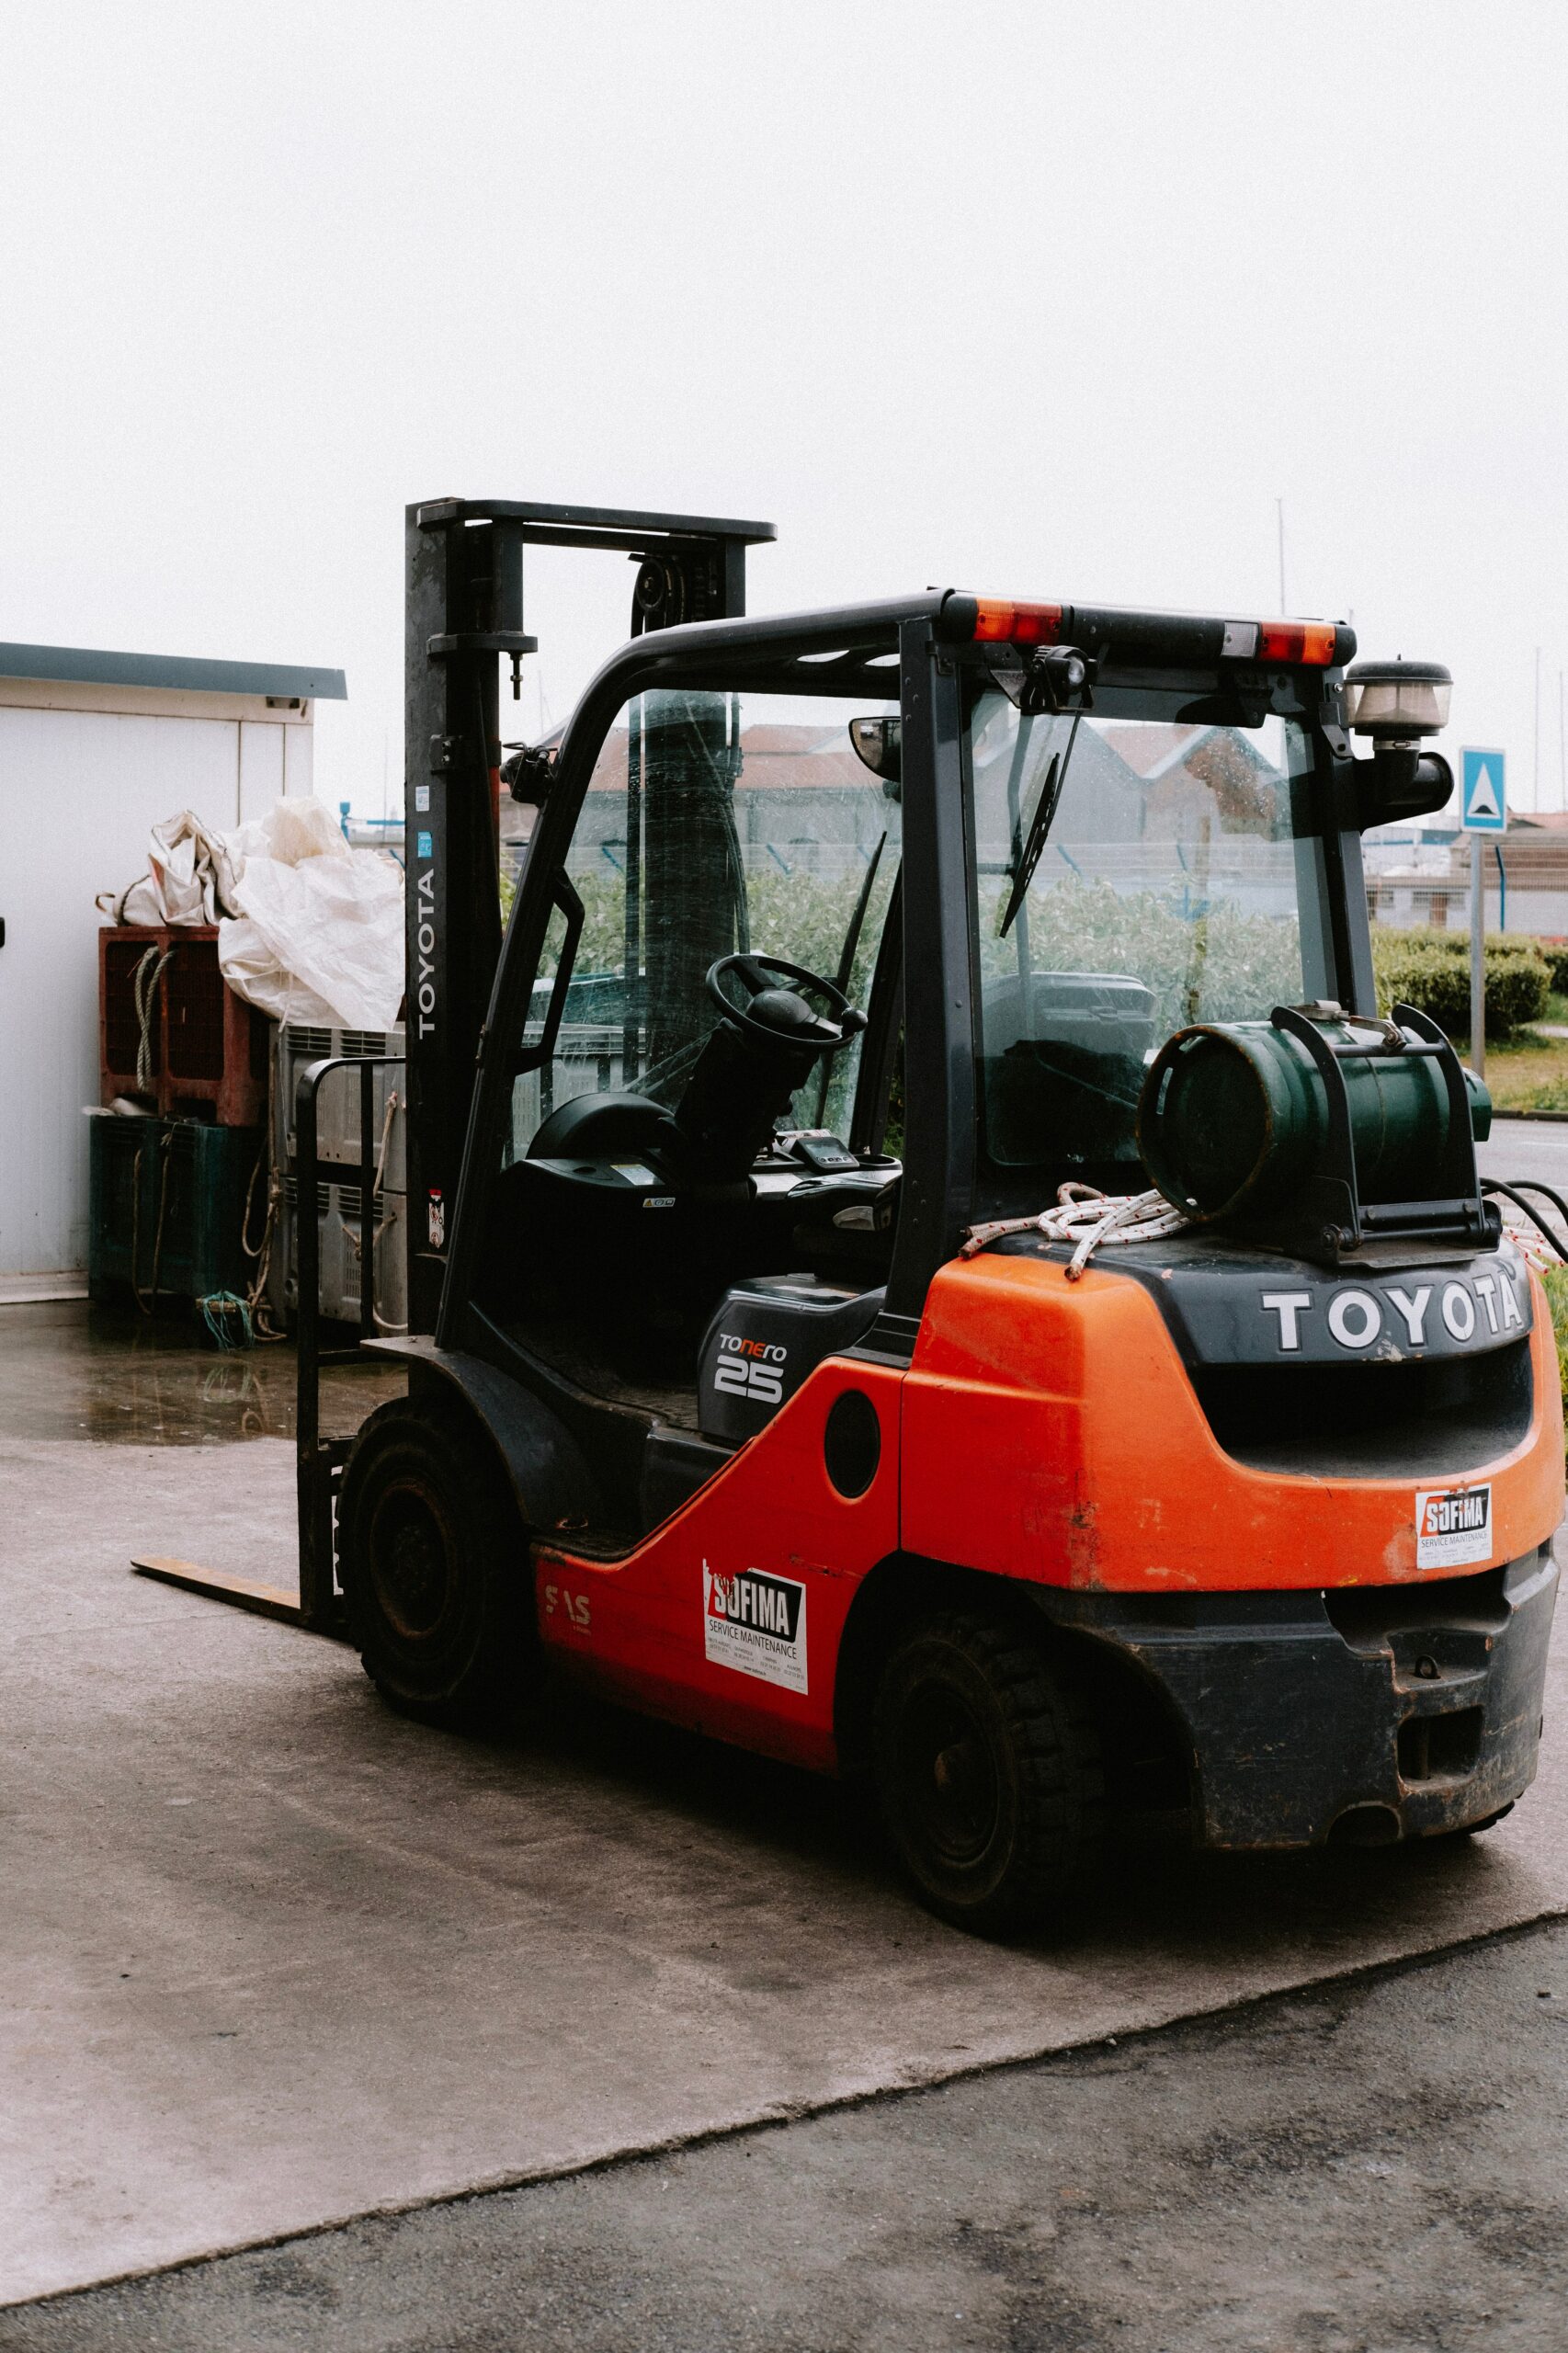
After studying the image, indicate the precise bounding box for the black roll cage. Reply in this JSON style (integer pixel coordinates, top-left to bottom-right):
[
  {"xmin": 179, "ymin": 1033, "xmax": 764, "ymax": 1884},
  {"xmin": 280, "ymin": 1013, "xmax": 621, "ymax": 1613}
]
[{"xmin": 439, "ymin": 590, "xmax": 1367, "ymax": 1367}]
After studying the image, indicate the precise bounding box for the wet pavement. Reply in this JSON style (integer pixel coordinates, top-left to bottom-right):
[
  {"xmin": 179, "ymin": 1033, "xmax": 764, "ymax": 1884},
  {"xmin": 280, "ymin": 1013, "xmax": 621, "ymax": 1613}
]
[
  {"xmin": 2, "ymin": 1141, "xmax": 1566, "ymax": 2325},
  {"xmin": 3, "ymin": 1375, "xmax": 1567, "ymax": 2307},
  {"xmin": 0, "ymin": 1299, "xmax": 403, "ymax": 1446},
  {"xmin": 8, "ymin": 1915, "xmax": 1568, "ymax": 2353}
]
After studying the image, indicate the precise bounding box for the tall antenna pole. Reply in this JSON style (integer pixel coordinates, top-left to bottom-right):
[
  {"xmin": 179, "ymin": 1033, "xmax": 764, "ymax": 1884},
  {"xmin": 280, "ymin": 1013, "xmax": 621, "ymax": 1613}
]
[
  {"xmin": 1560, "ymin": 666, "xmax": 1565, "ymax": 813},
  {"xmin": 1276, "ymin": 498, "xmax": 1287, "ymax": 616},
  {"xmin": 1534, "ymin": 644, "xmax": 1541, "ymax": 811}
]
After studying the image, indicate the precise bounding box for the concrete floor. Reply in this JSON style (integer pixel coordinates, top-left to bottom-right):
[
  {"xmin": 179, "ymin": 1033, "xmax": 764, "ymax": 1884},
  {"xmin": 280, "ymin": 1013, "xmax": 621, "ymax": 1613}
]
[
  {"xmin": 6, "ymin": 1918, "xmax": 1568, "ymax": 2353},
  {"xmin": 2, "ymin": 1119, "xmax": 1565, "ymax": 2328}
]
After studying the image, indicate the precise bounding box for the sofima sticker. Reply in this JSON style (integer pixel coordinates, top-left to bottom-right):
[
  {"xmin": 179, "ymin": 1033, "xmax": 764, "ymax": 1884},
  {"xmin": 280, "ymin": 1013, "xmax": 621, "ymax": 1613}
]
[
  {"xmin": 702, "ymin": 1561, "xmax": 807, "ymax": 1694},
  {"xmin": 1415, "ymin": 1483, "xmax": 1493, "ymax": 1570}
]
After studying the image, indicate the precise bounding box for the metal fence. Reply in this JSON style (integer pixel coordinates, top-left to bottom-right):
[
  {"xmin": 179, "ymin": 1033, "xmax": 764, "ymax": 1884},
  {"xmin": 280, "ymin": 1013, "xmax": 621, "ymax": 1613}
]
[{"xmin": 1364, "ymin": 845, "xmax": 1568, "ymax": 940}]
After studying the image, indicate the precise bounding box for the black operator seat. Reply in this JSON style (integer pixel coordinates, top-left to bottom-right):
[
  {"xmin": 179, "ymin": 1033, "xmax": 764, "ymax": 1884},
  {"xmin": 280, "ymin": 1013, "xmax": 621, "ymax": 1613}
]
[
  {"xmin": 488, "ymin": 955, "xmax": 897, "ymax": 1376},
  {"xmin": 526, "ymin": 1089, "xmax": 668, "ymax": 1164}
]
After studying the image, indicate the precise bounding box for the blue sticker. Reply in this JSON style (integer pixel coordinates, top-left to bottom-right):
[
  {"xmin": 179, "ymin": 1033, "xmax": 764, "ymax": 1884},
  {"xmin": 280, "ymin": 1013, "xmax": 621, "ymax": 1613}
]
[{"xmin": 416, "ymin": 831, "xmax": 434, "ymax": 859}]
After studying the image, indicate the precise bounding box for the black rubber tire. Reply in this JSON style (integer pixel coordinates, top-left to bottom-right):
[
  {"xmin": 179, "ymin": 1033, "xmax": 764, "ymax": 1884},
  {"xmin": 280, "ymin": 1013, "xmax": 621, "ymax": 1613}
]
[
  {"xmin": 335, "ymin": 1395, "xmax": 531, "ymax": 1727},
  {"xmin": 1436, "ymin": 1801, "xmax": 1516, "ymax": 1841},
  {"xmin": 872, "ymin": 1608, "xmax": 1104, "ymax": 1938}
]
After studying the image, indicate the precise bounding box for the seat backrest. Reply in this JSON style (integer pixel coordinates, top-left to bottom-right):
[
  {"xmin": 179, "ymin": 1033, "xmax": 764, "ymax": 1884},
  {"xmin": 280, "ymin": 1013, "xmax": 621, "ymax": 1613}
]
[{"xmin": 526, "ymin": 1090, "xmax": 668, "ymax": 1162}]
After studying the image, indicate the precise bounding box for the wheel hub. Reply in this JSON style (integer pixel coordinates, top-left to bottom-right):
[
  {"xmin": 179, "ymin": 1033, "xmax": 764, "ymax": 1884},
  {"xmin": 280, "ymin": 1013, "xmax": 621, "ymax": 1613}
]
[
  {"xmin": 902, "ymin": 1689, "xmax": 1000, "ymax": 1867},
  {"xmin": 371, "ymin": 1481, "xmax": 457, "ymax": 1642}
]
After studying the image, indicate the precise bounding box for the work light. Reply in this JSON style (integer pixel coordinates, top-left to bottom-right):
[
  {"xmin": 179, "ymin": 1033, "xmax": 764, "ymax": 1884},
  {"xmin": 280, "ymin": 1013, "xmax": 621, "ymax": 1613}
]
[{"xmin": 1344, "ymin": 660, "xmax": 1452, "ymax": 741}]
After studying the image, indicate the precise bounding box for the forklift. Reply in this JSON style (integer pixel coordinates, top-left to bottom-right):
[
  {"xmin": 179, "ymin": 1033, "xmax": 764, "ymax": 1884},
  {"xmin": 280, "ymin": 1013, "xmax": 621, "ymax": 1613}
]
[{"xmin": 174, "ymin": 499, "xmax": 1568, "ymax": 1937}]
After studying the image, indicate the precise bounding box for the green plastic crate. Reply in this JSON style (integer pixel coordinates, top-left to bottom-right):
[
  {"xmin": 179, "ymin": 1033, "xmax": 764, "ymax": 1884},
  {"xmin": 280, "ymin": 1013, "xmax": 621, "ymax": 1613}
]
[{"xmin": 88, "ymin": 1116, "xmax": 261, "ymax": 1306}]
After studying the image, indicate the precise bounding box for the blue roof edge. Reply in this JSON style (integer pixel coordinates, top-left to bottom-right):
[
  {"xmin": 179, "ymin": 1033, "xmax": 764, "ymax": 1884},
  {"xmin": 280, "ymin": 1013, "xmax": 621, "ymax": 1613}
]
[{"xmin": 0, "ymin": 642, "xmax": 347, "ymax": 700}]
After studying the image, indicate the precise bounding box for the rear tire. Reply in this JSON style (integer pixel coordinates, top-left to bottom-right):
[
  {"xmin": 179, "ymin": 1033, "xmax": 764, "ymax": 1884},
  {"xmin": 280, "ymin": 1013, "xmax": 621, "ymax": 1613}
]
[
  {"xmin": 1437, "ymin": 1801, "xmax": 1516, "ymax": 1841},
  {"xmin": 335, "ymin": 1395, "xmax": 531, "ymax": 1727},
  {"xmin": 872, "ymin": 1608, "xmax": 1103, "ymax": 1937}
]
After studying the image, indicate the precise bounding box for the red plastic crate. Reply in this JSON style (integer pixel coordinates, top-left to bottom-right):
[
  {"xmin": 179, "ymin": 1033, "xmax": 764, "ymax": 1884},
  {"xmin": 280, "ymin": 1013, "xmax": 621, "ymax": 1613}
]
[{"xmin": 99, "ymin": 926, "xmax": 268, "ymax": 1127}]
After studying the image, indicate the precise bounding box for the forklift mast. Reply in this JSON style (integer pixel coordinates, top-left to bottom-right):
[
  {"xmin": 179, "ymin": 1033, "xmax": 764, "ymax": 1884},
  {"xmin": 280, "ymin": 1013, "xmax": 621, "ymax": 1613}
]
[{"xmin": 402, "ymin": 499, "xmax": 777, "ymax": 1332}]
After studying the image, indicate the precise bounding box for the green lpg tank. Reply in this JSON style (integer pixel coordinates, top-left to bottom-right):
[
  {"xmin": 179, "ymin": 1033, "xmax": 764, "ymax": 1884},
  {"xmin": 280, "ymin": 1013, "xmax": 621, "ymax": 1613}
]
[{"xmin": 1138, "ymin": 1008, "xmax": 1492, "ymax": 1224}]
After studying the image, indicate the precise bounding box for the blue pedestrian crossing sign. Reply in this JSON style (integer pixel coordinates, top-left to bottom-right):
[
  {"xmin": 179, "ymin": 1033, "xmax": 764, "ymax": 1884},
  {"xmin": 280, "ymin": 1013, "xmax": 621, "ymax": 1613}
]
[{"xmin": 1460, "ymin": 747, "xmax": 1506, "ymax": 832}]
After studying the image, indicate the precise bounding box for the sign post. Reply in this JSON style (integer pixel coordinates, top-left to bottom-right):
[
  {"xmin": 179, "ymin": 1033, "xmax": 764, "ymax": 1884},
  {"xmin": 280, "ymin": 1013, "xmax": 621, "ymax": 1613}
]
[{"xmin": 1460, "ymin": 748, "xmax": 1506, "ymax": 1077}]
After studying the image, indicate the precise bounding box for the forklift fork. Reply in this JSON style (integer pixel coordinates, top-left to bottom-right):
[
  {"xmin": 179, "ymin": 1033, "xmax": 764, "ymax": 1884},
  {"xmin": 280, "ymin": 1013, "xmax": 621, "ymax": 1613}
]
[{"xmin": 132, "ymin": 1051, "xmax": 404, "ymax": 1637}]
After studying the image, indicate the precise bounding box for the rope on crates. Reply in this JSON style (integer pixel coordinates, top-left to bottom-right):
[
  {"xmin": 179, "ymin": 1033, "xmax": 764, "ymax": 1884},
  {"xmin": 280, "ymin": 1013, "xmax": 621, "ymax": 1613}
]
[
  {"xmin": 130, "ymin": 1132, "xmax": 176, "ymax": 1315},
  {"xmin": 239, "ymin": 1043, "xmax": 287, "ymax": 1342},
  {"xmin": 961, "ymin": 1181, "xmax": 1192, "ymax": 1280},
  {"xmin": 131, "ymin": 945, "xmax": 174, "ymax": 1096},
  {"xmin": 343, "ymin": 1087, "xmax": 408, "ymax": 1333}
]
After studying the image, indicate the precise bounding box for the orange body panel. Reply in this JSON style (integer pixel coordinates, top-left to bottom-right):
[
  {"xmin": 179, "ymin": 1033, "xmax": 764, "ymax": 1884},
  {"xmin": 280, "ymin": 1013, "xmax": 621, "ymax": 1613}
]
[
  {"xmin": 535, "ymin": 1249, "xmax": 1562, "ymax": 1774},
  {"xmin": 536, "ymin": 1359, "xmax": 903, "ymax": 1770},
  {"xmin": 903, "ymin": 1253, "xmax": 1564, "ymax": 1592}
]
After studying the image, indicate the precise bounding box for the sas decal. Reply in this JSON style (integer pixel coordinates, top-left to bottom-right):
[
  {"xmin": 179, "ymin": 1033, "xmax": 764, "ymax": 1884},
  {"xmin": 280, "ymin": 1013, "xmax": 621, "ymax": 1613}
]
[
  {"xmin": 1415, "ymin": 1483, "xmax": 1493, "ymax": 1571},
  {"xmin": 702, "ymin": 1561, "xmax": 807, "ymax": 1694}
]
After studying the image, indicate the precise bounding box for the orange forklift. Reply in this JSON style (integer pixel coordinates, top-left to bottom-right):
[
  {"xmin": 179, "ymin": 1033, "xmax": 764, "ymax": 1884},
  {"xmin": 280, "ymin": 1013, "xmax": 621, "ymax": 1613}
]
[{"xmin": 212, "ymin": 504, "xmax": 1568, "ymax": 1934}]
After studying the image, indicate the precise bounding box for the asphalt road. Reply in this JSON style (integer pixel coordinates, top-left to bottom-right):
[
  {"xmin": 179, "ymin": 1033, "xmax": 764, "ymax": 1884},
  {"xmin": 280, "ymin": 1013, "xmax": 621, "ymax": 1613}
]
[
  {"xmin": 1480, "ymin": 1114, "xmax": 1568, "ymax": 1205},
  {"xmin": 6, "ymin": 1916, "xmax": 1567, "ymax": 2353}
]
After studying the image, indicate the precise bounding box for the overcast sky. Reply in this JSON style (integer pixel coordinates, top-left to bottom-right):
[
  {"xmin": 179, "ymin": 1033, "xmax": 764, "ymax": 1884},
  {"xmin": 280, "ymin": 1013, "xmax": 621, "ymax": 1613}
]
[{"xmin": 2, "ymin": 0, "xmax": 1564, "ymax": 819}]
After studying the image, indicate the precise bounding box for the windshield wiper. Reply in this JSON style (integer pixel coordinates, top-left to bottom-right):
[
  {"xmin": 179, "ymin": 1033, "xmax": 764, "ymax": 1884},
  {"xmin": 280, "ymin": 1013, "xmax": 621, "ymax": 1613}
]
[
  {"xmin": 998, "ymin": 710, "xmax": 1082, "ymax": 938},
  {"xmin": 812, "ymin": 831, "xmax": 888, "ymax": 1124}
]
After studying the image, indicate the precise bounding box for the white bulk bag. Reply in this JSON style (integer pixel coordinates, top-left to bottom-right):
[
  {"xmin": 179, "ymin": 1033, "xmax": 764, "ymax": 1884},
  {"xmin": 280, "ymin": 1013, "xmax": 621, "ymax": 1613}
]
[{"xmin": 216, "ymin": 797, "xmax": 403, "ymax": 1031}]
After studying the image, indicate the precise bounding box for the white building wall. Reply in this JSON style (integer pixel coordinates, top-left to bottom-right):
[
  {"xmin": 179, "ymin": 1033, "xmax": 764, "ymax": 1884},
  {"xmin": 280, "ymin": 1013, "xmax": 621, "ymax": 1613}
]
[
  {"xmin": 0, "ymin": 691, "xmax": 312, "ymax": 1282},
  {"xmin": 282, "ymin": 722, "xmax": 313, "ymax": 799},
  {"xmin": 238, "ymin": 719, "xmax": 286, "ymax": 823}
]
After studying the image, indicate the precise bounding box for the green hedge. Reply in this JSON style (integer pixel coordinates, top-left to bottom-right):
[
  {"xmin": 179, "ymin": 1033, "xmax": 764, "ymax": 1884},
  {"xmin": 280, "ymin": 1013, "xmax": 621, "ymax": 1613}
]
[
  {"xmin": 1371, "ymin": 927, "xmax": 1550, "ymax": 1038},
  {"xmin": 975, "ymin": 877, "xmax": 1302, "ymax": 1038}
]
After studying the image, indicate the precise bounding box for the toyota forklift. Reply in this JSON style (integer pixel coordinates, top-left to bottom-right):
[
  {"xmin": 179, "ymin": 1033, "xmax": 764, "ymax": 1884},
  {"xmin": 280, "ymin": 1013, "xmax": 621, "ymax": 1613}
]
[{"xmin": 247, "ymin": 502, "xmax": 1568, "ymax": 1935}]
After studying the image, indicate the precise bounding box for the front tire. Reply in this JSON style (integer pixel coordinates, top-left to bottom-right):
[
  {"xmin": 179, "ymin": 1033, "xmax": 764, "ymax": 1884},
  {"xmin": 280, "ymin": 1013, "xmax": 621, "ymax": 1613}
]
[
  {"xmin": 1434, "ymin": 1801, "xmax": 1516, "ymax": 1841},
  {"xmin": 872, "ymin": 1609, "xmax": 1103, "ymax": 1937},
  {"xmin": 335, "ymin": 1395, "xmax": 531, "ymax": 1726}
]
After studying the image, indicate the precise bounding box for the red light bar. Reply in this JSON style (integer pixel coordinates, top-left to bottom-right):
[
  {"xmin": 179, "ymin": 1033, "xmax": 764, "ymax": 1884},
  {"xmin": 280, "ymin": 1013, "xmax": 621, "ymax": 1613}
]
[
  {"xmin": 969, "ymin": 598, "xmax": 1065, "ymax": 646},
  {"xmin": 1256, "ymin": 620, "xmax": 1337, "ymax": 665}
]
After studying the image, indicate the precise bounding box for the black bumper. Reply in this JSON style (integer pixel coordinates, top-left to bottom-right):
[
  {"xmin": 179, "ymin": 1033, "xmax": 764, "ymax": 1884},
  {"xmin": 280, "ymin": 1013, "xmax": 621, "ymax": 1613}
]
[{"xmin": 1033, "ymin": 1548, "xmax": 1559, "ymax": 1848}]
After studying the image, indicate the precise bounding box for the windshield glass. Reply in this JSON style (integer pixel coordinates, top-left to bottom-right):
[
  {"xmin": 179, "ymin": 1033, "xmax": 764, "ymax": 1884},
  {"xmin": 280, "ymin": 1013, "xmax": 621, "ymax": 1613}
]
[
  {"xmin": 966, "ymin": 688, "xmax": 1324, "ymax": 1175},
  {"xmin": 507, "ymin": 688, "xmax": 902, "ymax": 1162}
]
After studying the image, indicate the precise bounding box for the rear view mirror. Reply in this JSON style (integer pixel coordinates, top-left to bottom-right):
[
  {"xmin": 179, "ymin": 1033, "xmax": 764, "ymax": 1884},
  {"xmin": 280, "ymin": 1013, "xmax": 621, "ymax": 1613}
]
[{"xmin": 849, "ymin": 717, "xmax": 901, "ymax": 792}]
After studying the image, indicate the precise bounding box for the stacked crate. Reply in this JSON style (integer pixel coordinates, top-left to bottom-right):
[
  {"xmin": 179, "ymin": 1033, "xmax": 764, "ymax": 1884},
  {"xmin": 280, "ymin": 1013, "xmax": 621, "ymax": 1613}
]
[
  {"xmin": 98, "ymin": 926, "xmax": 267, "ymax": 1125},
  {"xmin": 89, "ymin": 927, "xmax": 267, "ymax": 1308},
  {"xmin": 87, "ymin": 1117, "xmax": 258, "ymax": 1305}
]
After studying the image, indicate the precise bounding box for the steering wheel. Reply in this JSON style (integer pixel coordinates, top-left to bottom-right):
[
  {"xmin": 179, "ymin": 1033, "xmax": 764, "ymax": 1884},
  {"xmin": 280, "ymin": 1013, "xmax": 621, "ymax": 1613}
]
[{"xmin": 705, "ymin": 953, "xmax": 868, "ymax": 1055}]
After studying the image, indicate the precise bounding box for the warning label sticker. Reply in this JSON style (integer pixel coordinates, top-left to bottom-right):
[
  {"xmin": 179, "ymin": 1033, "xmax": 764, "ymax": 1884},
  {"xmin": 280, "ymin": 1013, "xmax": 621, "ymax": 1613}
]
[
  {"xmin": 703, "ymin": 1562, "xmax": 808, "ymax": 1694},
  {"xmin": 1415, "ymin": 1484, "xmax": 1494, "ymax": 1570}
]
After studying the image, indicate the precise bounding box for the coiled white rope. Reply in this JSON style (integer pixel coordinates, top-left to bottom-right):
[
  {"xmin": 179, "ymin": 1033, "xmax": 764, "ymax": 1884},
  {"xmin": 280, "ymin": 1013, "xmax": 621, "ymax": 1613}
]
[{"xmin": 961, "ymin": 1181, "xmax": 1193, "ymax": 1281}]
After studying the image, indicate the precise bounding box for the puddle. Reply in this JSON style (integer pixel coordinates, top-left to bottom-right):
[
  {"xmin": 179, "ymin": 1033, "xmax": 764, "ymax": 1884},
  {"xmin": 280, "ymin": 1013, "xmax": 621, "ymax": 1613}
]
[{"xmin": 0, "ymin": 1300, "xmax": 403, "ymax": 1444}]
